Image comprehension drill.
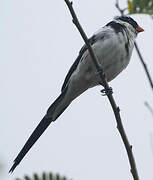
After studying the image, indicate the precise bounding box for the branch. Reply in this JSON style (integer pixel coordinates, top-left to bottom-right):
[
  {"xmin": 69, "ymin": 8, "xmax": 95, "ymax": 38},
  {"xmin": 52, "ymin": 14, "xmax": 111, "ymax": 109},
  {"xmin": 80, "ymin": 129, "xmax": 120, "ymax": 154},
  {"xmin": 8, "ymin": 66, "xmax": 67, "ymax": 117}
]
[
  {"xmin": 134, "ymin": 42, "xmax": 153, "ymax": 90},
  {"xmin": 64, "ymin": 0, "xmax": 139, "ymax": 179},
  {"xmin": 116, "ymin": 0, "xmax": 153, "ymax": 92},
  {"xmin": 144, "ymin": 101, "xmax": 153, "ymax": 118},
  {"xmin": 115, "ymin": 0, "xmax": 127, "ymax": 15}
]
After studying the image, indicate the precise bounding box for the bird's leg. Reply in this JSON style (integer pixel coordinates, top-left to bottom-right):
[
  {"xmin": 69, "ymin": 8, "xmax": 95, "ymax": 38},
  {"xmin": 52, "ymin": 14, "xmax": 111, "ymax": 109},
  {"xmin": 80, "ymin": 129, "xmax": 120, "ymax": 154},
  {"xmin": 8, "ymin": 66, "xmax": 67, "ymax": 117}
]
[
  {"xmin": 96, "ymin": 69, "xmax": 113, "ymax": 96},
  {"xmin": 101, "ymin": 87, "xmax": 113, "ymax": 96}
]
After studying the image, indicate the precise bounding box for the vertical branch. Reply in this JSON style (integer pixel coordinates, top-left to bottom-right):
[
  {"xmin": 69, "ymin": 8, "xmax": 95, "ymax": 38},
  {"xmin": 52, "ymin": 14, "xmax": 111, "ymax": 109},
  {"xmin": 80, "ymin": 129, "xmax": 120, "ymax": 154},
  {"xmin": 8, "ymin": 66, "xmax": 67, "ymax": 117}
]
[
  {"xmin": 64, "ymin": 0, "xmax": 139, "ymax": 179},
  {"xmin": 134, "ymin": 42, "xmax": 153, "ymax": 90},
  {"xmin": 144, "ymin": 101, "xmax": 153, "ymax": 118}
]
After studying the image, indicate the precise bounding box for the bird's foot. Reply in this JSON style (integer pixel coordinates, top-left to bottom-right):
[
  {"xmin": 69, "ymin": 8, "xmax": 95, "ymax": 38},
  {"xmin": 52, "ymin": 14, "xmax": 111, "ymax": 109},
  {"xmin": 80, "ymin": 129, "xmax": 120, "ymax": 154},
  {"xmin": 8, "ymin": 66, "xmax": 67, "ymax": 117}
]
[{"xmin": 101, "ymin": 87, "xmax": 113, "ymax": 96}]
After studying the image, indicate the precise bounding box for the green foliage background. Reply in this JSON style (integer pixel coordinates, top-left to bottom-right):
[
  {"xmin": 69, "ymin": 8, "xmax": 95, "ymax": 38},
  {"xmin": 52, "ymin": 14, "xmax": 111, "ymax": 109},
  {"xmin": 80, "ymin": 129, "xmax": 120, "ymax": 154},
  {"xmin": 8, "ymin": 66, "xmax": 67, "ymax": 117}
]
[
  {"xmin": 128, "ymin": 0, "xmax": 153, "ymax": 15},
  {"xmin": 15, "ymin": 172, "xmax": 69, "ymax": 180}
]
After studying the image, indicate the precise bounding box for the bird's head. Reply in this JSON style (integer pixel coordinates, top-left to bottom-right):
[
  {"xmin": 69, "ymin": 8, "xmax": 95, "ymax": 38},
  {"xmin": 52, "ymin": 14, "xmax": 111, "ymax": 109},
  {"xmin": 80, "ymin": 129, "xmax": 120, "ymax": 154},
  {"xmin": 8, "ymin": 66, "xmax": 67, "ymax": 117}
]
[{"xmin": 115, "ymin": 16, "xmax": 144, "ymax": 37}]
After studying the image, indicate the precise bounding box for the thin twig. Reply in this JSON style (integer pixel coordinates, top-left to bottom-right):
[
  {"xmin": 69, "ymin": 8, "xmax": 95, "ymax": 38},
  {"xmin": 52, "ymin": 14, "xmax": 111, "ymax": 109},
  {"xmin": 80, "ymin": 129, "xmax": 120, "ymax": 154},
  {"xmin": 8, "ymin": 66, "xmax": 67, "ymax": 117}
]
[
  {"xmin": 134, "ymin": 42, "xmax": 153, "ymax": 90},
  {"xmin": 64, "ymin": 0, "xmax": 139, "ymax": 179},
  {"xmin": 115, "ymin": 0, "xmax": 126, "ymax": 15},
  {"xmin": 144, "ymin": 101, "xmax": 153, "ymax": 118},
  {"xmin": 116, "ymin": 0, "xmax": 153, "ymax": 92}
]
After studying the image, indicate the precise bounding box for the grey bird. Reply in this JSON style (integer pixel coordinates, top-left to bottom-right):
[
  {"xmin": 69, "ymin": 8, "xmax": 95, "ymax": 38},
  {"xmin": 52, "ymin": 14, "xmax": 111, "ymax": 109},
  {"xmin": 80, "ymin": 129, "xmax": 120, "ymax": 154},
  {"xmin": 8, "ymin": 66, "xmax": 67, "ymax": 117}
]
[{"xmin": 9, "ymin": 16, "xmax": 144, "ymax": 173}]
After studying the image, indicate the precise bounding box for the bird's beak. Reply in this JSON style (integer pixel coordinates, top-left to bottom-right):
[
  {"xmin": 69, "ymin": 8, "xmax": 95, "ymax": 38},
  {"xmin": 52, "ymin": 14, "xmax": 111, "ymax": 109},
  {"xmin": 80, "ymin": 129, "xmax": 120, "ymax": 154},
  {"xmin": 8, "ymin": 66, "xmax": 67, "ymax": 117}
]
[{"xmin": 136, "ymin": 26, "xmax": 144, "ymax": 33}]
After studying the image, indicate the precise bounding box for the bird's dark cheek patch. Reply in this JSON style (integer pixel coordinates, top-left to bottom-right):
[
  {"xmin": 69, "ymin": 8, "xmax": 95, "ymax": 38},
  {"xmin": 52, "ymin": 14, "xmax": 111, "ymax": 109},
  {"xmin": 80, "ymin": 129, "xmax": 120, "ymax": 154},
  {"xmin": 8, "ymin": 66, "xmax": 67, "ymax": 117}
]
[{"xmin": 106, "ymin": 21, "xmax": 125, "ymax": 34}]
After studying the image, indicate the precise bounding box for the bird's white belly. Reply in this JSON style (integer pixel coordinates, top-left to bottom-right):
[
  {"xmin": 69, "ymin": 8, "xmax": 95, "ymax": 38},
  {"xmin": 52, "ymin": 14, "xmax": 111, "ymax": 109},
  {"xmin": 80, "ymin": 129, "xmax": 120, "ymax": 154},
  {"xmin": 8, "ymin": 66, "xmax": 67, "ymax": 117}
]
[
  {"xmin": 93, "ymin": 39, "xmax": 132, "ymax": 82},
  {"xmin": 76, "ymin": 45, "xmax": 131, "ymax": 85},
  {"xmin": 67, "ymin": 37, "xmax": 133, "ymax": 100}
]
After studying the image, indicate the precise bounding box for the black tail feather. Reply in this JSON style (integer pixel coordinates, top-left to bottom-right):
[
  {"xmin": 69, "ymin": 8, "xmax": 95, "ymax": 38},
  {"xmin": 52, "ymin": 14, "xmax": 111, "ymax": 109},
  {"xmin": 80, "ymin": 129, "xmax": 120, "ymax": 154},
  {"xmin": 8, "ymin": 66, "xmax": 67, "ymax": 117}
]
[
  {"xmin": 9, "ymin": 115, "xmax": 53, "ymax": 173},
  {"xmin": 9, "ymin": 89, "xmax": 68, "ymax": 173}
]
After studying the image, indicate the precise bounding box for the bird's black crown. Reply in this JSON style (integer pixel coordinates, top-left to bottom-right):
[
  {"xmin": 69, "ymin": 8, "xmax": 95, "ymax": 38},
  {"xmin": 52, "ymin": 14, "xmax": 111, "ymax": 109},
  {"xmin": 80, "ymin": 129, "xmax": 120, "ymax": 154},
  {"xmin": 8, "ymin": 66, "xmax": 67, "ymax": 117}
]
[{"xmin": 116, "ymin": 16, "xmax": 138, "ymax": 29}]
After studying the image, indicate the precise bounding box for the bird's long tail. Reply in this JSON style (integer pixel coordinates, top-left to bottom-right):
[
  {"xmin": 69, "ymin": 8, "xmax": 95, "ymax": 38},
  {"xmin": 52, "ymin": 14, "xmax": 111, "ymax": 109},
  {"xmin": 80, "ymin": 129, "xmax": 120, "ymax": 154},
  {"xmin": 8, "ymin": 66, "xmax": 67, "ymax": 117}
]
[{"xmin": 9, "ymin": 88, "xmax": 70, "ymax": 173}]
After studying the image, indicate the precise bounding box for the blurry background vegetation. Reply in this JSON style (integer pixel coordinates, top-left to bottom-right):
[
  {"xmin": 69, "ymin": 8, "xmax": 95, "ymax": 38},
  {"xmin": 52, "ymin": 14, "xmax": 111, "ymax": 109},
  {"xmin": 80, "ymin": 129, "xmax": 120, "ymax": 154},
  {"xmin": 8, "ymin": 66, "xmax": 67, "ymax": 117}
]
[{"xmin": 15, "ymin": 172, "xmax": 69, "ymax": 180}]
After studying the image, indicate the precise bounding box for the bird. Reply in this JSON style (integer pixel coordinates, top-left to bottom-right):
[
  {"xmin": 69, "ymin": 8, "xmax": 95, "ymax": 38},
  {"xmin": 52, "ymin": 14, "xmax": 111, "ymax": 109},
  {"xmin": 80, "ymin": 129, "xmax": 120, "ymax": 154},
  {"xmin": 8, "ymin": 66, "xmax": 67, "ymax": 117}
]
[{"xmin": 9, "ymin": 16, "xmax": 144, "ymax": 173}]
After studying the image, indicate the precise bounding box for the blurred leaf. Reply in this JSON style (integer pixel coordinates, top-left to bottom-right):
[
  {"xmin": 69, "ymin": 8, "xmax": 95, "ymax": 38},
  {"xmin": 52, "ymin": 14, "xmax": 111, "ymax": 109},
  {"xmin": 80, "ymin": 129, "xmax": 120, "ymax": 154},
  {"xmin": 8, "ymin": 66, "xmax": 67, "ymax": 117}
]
[
  {"xmin": 127, "ymin": 0, "xmax": 153, "ymax": 14},
  {"xmin": 127, "ymin": 0, "xmax": 133, "ymax": 13},
  {"xmin": 56, "ymin": 173, "xmax": 60, "ymax": 180},
  {"xmin": 15, "ymin": 172, "xmax": 69, "ymax": 180},
  {"xmin": 33, "ymin": 173, "xmax": 40, "ymax": 180},
  {"xmin": 49, "ymin": 172, "xmax": 53, "ymax": 180},
  {"xmin": 42, "ymin": 172, "xmax": 46, "ymax": 180},
  {"xmin": 24, "ymin": 176, "xmax": 31, "ymax": 180}
]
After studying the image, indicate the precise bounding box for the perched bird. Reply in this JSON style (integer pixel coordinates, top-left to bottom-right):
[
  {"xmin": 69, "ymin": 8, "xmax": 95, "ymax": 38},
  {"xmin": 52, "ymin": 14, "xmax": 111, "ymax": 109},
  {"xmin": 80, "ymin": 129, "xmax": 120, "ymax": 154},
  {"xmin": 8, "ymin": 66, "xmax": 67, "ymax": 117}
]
[{"xmin": 9, "ymin": 16, "xmax": 144, "ymax": 173}]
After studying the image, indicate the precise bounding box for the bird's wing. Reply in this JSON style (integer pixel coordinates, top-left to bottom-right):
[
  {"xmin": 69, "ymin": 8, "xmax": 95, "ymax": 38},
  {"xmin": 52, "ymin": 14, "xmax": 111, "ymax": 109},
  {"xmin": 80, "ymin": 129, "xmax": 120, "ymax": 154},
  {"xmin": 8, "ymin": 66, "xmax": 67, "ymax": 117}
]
[{"xmin": 61, "ymin": 31, "xmax": 105, "ymax": 92}]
